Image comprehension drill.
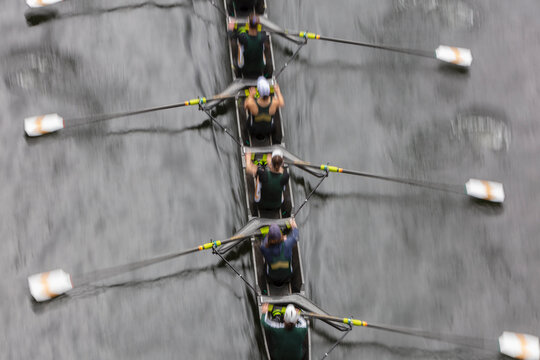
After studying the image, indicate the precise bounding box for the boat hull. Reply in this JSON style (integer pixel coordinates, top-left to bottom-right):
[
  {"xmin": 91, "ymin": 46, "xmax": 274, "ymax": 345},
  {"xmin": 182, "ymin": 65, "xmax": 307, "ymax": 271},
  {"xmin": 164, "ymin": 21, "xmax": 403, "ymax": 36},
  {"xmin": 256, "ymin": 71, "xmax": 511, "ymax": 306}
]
[{"xmin": 221, "ymin": 1, "xmax": 311, "ymax": 359}]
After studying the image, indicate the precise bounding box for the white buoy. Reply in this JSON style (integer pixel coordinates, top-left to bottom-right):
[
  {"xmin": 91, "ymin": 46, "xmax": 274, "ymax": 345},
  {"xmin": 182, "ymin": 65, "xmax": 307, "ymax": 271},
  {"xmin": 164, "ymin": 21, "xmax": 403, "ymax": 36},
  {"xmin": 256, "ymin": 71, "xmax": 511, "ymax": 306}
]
[
  {"xmin": 28, "ymin": 269, "xmax": 73, "ymax": 302},
  {"xmin": 26, "ymin": 0, "xmax": 64, "ymax": 8},
  {"xmin": 465, "ymin": 178, "xmax": 505, "ymax": 203},
  {"xmin": 24, "ymin": 113, "xmax": 64, "ymax": 137},
  {"xmin": 435, "ymin": 45, "xmax": 473, "ymax": 67},
  {"xmin": 499, "ymin": 331, "xmax": 540, "ymax": 360}
]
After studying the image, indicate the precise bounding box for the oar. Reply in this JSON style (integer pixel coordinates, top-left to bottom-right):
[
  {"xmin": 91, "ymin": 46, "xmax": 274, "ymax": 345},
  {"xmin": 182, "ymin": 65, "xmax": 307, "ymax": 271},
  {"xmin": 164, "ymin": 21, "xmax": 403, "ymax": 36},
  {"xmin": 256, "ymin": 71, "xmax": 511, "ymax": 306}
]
[
  {"xmin": 262, "ymin": 22, "xmax": 472, "ymax": 67},
  {"xmin": 287, "ymin": 159, "xmax": 504, "ymax": 203},
  {"xmin": 27, "ymin": 224, "xmax": 278, "ymax": 302},
  {"xmin": 257, "ymin": 17, "xmax": 306, "ymax": 45},
  {"xmin": 24, "ymin": 87, "xmax": 267, "ymax": 137},
  {"xmin": 303, "ymin": 312, "xmax": 539, "ymax": 360},
  {"xmin": 26, "ymin": 0, "xmax": 64, "ymax": 7}
]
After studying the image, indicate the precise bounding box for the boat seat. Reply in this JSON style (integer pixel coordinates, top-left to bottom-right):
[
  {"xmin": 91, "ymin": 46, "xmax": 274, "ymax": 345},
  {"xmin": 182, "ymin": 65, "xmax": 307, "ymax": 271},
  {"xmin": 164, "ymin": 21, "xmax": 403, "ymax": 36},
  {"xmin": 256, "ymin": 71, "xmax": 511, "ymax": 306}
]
[{"xmin": 266, "ymin": 278, "xmax": 292, "ymax": 296}]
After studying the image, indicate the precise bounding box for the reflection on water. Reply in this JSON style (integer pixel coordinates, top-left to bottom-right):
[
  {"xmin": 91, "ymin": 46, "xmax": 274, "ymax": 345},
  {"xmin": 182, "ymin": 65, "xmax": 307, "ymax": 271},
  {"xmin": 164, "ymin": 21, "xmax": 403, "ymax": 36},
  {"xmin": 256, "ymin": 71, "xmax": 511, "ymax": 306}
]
[
  {"xmin": 452, "ymin": 113, "xmax": 510, "ymax": 152},
  {"xmin": 4, "ymin": 47, "xmax": 77, "ymax": 92},
  {"xmin": 2, "ymin": 0, "xmax": 539, "ymax": 359},
  {"xmin": 394, "ymin": 0, "xmax": 475, "ymax": 29}
]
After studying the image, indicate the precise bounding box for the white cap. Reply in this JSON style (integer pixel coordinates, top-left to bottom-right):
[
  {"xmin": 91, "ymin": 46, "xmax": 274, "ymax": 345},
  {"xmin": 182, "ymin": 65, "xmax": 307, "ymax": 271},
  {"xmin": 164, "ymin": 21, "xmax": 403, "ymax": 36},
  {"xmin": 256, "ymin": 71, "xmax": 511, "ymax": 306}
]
[
  {"xmin": 271, "ymin": 149, "xmax": 283, "ymax": 159},
  {"xmin": 257, "ymin": 76, "xmax": 270, "ymax": 97},
  {"xmin": 284, "ymin": 304, "xmax": 299, "ymax": 324}
]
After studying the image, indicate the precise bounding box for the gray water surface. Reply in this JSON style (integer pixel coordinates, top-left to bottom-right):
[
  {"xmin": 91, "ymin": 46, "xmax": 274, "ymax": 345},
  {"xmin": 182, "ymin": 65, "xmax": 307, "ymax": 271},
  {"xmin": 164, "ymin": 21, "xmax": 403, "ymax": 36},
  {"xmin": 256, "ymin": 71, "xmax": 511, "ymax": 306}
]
[{"xmin": 1, "ymin": 0, "xmax": 540, "ymax": 359}]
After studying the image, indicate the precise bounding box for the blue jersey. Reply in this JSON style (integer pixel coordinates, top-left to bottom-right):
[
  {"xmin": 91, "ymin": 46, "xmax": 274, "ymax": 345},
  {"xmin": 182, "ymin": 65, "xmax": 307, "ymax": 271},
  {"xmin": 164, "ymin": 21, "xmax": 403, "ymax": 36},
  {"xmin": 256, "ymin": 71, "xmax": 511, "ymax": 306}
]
[{"xmin": 260, "ymin": 228, "xmax": 299, "ymax": 263}]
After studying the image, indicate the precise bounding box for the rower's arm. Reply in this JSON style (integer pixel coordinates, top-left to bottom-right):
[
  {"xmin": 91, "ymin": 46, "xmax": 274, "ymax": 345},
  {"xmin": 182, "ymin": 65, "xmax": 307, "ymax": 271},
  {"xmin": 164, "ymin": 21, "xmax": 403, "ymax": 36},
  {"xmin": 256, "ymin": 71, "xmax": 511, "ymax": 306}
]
[
  {"xmin": 227, "ymin": 21, "xmax": 236, "ymax": 38},
  {"xmin": 285, "ymin": 228, "xmax": 299, "ymax": 247},
  {"xmin": 266, "ymin": 152, "xmax": 273, "ymax": 169},
  {"xmin": 244, "ymin": 88, "xmax": 258, "ymax": 113},
  {"xmin": 245, "ymin": 152, "xmax": 258, "ymax": 176},
  {"xmin": 273, "ymin": 83, "xmax": 285, "ymax": 108}
]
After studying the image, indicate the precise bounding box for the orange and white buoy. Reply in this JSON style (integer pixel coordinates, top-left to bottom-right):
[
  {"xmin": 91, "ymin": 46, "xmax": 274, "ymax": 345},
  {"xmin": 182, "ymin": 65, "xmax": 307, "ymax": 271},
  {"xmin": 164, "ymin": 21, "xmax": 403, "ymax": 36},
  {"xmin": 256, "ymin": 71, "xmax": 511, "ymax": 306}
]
[
  {"xmin": 28, "ymin": 269, "xmax": 73, "ymax": 302},
  {"xmin": 26, "ymin": 0, "xmax": 64, "ymax": 8},
  {"xmin": 24, "ymin": 113, "xmax": 64, "ymax": 137},
  {"xmin": 499, "ymin": 331, "xmax": 540, "ymax": 360},
  {"xmin": 435, "ymin": 45, "xmax": 472, "ymax": 67},
  {"xmin": 465, "ymin": 178, "xmax": 505, "ymax": 203}
]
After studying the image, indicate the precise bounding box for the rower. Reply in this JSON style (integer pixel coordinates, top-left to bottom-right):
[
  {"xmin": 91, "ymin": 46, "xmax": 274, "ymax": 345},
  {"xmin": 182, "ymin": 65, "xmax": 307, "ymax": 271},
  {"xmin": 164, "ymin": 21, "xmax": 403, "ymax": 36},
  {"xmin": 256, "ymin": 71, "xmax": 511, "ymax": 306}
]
[
  {"xmin": 244, "ymin": 76, "xmax": 284, "ymax": 141},
  {"xmin": 261, "ymin": 302, "xmax": 308, "ymax": 360},
  {"xmin": 227, "ymin": 14, "xmax": 270, "ymax": 78},
  {"xmin": 258, "ymin": 220, "xmax": 298, "ymax": 285},
  {"xmin": 245, "ymin": 149, "xmax": 289, "ymax": 214}
]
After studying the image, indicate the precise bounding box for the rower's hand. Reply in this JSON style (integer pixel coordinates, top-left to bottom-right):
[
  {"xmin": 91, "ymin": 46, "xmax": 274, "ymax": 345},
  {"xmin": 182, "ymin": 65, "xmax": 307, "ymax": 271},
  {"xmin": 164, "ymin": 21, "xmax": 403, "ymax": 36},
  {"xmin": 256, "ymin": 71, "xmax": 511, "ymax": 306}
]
[
  {"xmin": 245, "ymin": 152, "xmax": 252, "ymax": 162},
  {"xmin": 290, "ymin": 218, "xmax": 297, "ymax": 229},
  {"xmin": 248, "ymin": 87, "xmax": 257, "ymax": 97},
  {"xmin": 261, "ymin": 303, "xmax": 269, "ymax": 313},
  {"xmin": 273, "ymin": 83, "xmax": 280, "ymax": 93},
  {"xmin": 227, "ymin": 21, "xmax": 235, "ymax": 31}
]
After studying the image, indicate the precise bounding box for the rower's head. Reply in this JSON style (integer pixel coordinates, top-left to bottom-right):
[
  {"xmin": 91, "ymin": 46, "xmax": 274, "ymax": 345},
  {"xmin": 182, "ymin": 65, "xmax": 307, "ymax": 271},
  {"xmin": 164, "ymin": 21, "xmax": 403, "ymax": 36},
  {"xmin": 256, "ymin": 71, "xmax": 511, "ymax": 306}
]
[
  {"xmin": 284, "ymin": 304, "xmax": 299, "ymax": 329},
  {"xmin": 271, "ymin": 149, "xmax": 283, "ymax": 171},
  {"xmin": 267, "ymin": 224, "xmax": 282, "ymax": 246},
  {"xmin": 257, "ymin": 76, "xmax": 271, "ymax": 100},
  {"xmin": 248, "ymin": 14, "xmax": 260, "ymax": 30}
]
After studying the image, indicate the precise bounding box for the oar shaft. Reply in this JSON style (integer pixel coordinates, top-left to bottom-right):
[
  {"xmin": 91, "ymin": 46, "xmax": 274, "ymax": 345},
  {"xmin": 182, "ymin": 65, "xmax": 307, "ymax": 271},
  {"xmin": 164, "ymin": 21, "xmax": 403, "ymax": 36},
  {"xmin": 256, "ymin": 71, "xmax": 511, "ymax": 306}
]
[
  {"xmin": 303, "ymin": 312, "xmax": 493, "ymax": 351},
  {"xmin": 65, "ymin": 100, "xmax": 201, "ymax": 128},
  {"xmin": 314, "ymin": 33, "xmax": 435, "ymax": 58},
  {"xmin": 303, "ymin": 312, "xmax": 367, "ymax": 327},
  {"xmin": 291, "ymin": 30, "xmax": 433, "ymax": 58},
  {"xmin": 65, "ymin": 88, "xmax": 269, "ymax": 128},
  {"xmin": 76, "ymin": 231, "xmax": 266, "ymax": 286},
  {"xmin": 76, "ymin": 246, "xmax": 200, "ymax": 285},
  {"xmin": 289, "ymin": 161, "xmax": 462, "ymax": 195}
]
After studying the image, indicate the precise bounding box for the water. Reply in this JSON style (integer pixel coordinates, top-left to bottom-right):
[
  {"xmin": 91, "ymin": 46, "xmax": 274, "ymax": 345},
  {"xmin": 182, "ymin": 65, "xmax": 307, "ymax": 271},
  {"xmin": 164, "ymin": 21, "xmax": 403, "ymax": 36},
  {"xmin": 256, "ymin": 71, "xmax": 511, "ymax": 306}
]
[{"xmin": 1, "ymin": 0, "xmax": 540, "ymax": 359}]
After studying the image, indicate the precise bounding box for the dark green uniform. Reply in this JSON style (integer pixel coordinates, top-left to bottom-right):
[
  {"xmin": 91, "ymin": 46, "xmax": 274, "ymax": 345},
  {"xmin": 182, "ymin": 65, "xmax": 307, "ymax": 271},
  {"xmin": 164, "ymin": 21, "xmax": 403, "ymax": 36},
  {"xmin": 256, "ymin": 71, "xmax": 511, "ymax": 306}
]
[
  {"xmin": 261, "ymin": 312, "xmax": 308, "ymax": 360},
  {"xmin": 237, "ymin": 31, "xmax": 267, "ymax": 78},
  {"xmin": 250, "ymin": 100, "xmax": 274, "ymax": 138},
  {"xmin": 256, "ymin": 167, "xmax": 289, "ymax": 210}
]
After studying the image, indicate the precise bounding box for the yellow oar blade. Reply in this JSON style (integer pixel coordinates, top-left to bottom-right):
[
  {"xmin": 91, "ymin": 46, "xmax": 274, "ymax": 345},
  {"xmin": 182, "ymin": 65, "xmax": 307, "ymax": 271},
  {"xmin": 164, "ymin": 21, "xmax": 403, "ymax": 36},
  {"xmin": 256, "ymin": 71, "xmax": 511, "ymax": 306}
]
[
  {"xmin": 499, "ymin": 332, "xmax": 540, "ymax": 360},
  {"xmin": 26, "ymin": 0, "xmax": 64, "ymax": 8},
  {"xmin": 465, "ymin": 179, "xmax": 505, "ymax": 203},
  {"xmin": 28, "ymin": 269, "xmax": 73, "ymax": 302},
  {"xmin": 24, "ymin": 113, "xmax": 64, "ymax": 137},
  {"xmin": 435, "ymin": 45, "xmax": 472, "ymax": 67}
]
